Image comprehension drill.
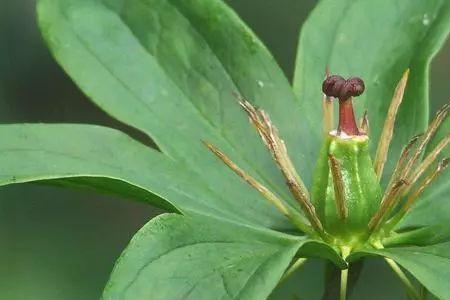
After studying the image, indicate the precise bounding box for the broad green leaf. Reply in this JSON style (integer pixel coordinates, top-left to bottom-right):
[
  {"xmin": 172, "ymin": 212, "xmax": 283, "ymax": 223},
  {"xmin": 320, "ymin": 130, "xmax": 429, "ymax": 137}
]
[
  {"xmin": 0, "ymin": 124, "xmax": 291, "ymax": 228},
  {"xmin": 103, "ymin": 213, "xmax": 343, "ymax": 300},
  {"xmin": 37, "ymin": 0, "xmax": 317, "ymax": 223},
  {"xmin": 294, "ymin": 0, "xmax": 450, "ymax": 184},
  {"xmin": 353, "ymin": 242, "xmax": 450, "ymax": 300}
]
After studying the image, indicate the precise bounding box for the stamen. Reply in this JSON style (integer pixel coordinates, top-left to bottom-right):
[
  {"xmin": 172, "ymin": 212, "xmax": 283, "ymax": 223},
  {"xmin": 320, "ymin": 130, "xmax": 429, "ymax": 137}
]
[
  {"xmin": 322, "ymin": 67, "xmax": 334, "ymax": 135},
  {"xmin": 388, "ymin": 158, "xmax": 450, "ymax": 228},
  {"xmin": 373, "ymin": 136, "xmax": 421, "ymax": 234},
  {"xmin": 328, "ymin": 155, "xmax": 348, "ymax": 219},
  {"xmin": 385, "ymin": 134, "xmax": 422, "ymax": 194},
  {"xmin": 259, "ymin": 110, "xmax": 323, "ymax": 232},
  {"xmin": 237, "ymin": 97, "xmax": 324, "ymax": 233},
  {"xmin": 402, "ymin": 102, "xmax": 450, "ymax": 178},
  {"xmin": 406, "ymin": 133, "xmax": 450, "ymax": 191},
  {"xmin": 368, "ymin": 179, "xmax": 408, "ymax": 232},
  {"xmin": 203, "ymin": 141, "xmax": 314, "ymax": 235},
  {"xmin": 239, "ymin": 100, "xmax": 271, "ymax": 145},
  {"xmin": 259, "ymin": 109, "xmax": 306, "ymax": 188},
  {"xmin": 359, "ymin": 110, "xmax": 369, "ymax": 135},
  {"xmin": 373, "ymin": 70, "xmax": 410, "ymax": 180},
  {"xmin": 323, "ymin": 94, "xmax": 334, "ymax": 135},
  {"xmin": 371, "ymin": 102, "xmax": 450, "ymax": 235},
  {"xmin": 204, "ymin": 142, "xmax": 285, "ymax": 212}
]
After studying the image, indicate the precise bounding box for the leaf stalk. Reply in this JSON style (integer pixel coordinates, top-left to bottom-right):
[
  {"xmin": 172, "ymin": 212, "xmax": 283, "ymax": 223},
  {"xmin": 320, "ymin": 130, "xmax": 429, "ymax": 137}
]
[
  {"xmin": 340, "ymin": 246, "xmax": 351, "ymax": 300},
  {"xmin": 280, "ymin": 258, "xmax": 308, "ymax": 283},
  {"xmin": 384, "ymin": 258, "xmax": 421, "ymax": 300}
]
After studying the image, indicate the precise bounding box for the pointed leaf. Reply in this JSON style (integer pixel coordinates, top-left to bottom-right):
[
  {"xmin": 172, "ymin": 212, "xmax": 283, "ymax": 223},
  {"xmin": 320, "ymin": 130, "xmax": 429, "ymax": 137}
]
[
  {"xmin": 37, "ymin": 0, "xmax": 317, "ymax": 222},
  {"xmin": 294, "ymin": 0, "xmax": 450, "ymax": 182},
  {"xmin": 103, "ymin": 213, "xmax": 342, "ymax": 299},
  {"xmin": 0, "ymin": 124, "xmax": 289, "ymax": 228}
]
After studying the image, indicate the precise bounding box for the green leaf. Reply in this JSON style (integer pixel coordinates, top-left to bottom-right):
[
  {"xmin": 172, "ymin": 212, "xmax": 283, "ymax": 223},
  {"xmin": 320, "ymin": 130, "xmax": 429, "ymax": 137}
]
[
  {"xmin": 0, "ymin": 124, "xmax": 291, "ymax": 228},
  {"xmin": 103, "ymin": 213, "xmax": 343, "ymax": 299},
  {"xmin": 353, "ymin": 243, "xmax": 450, "ymax": 300},
  {"xmin": 294, "ymin": 0, "xmax": 450, "ymax": 183},
  {"xmin": 37, "ymin": 0, "xmax": 318, "ymax": 220}
]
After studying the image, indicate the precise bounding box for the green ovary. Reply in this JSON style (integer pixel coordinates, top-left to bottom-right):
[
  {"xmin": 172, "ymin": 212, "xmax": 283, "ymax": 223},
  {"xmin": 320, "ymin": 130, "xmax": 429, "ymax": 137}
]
[{"xmin": 312, "ymin": 134, "xmax": 382, "ymax": 245}]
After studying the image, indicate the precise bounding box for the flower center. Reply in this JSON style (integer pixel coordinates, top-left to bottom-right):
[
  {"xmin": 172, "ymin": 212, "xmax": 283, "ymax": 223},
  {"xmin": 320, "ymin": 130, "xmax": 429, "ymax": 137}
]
[{"xmin": 322, "ymin": 75, "xmax": 365, "ymax": 136}]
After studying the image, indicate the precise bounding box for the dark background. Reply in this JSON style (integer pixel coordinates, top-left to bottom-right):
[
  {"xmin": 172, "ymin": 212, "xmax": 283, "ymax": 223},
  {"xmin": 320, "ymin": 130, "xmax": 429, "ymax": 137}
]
[{"xmin": 0, "ymin": 1, "xmax": 449, "ymax": 299}]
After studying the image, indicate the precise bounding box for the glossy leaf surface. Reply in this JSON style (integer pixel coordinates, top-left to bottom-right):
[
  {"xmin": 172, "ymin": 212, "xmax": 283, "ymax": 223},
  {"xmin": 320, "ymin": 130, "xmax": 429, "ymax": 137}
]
[
  {"xmin": 37, "ymin": 0, "xmax": 317, "ymax": 214},
  {"xmin": 0, "ymin": 124, "xmax": 290, "ymax": 228},
  {"xmin": 103, "ymin": 214, "xmax": 342, "ymax": 299}
]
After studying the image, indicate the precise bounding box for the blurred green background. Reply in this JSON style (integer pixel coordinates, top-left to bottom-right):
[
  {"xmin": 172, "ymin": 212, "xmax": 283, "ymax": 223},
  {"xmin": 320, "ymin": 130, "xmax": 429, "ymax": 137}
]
[{"xmin": 0, "ymin": 1, "xmax": 449, "ymax": 299}]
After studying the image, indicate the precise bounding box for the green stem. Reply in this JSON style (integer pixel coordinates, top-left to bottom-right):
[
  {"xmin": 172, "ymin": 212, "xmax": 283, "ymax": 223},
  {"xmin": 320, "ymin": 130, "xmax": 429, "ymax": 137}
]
[
  {"xmin": 279, "ymin": 258, "xmax": 307, "ymax": 283},
  {"xmin": 373, "ymin": 241, "xmax": 422, "ymax": 299},
  {"xmin": 340, "ymin": 267, "xmax": 349, "ymax": 300},
  {"xmin": 384, "ymin": 258, "xmax": 421, "ymax": 300},
  {"xmin": 340, "ymin": 246, "xmax": 351, "ymax": 300}
]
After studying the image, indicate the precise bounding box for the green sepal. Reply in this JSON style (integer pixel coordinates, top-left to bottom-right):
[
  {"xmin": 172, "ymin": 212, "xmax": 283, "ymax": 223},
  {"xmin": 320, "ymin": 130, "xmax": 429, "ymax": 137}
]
[
  {"xmin": 312, "ymin": 134, "xmax": 382, "ymax": 244},
  {"xmin": 382, "ymin": 224, "xmax": 450, "ymax": 247}
]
